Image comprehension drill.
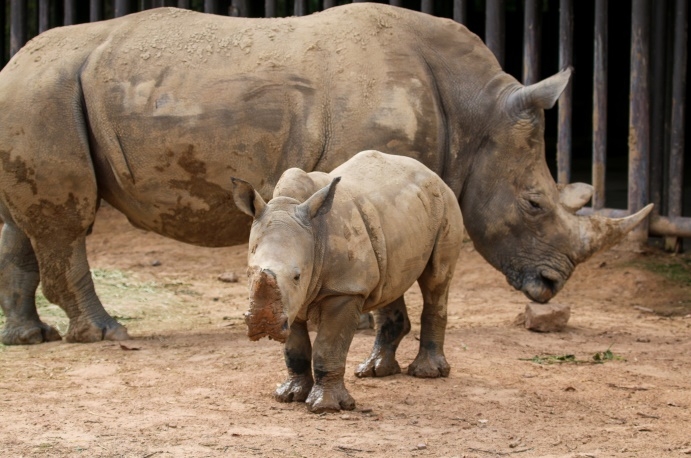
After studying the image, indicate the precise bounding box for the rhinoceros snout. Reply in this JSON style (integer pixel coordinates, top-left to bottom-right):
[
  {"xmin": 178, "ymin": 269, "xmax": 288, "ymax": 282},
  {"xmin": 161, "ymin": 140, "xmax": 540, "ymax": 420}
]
[{"xmin": 520, "ymin": 270, "xmax": 564, "ymax": 304}]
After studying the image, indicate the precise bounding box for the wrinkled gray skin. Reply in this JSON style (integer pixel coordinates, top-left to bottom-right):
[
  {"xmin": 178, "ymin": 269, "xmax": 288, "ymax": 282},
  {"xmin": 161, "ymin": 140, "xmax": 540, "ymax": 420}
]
[
  {"xmin": 232, "ymin": 150, "xmax": 465, "ymax": 413},
  {"xmin": 0, "ymin": 4, "xmax": 651, "ymax": 345}
]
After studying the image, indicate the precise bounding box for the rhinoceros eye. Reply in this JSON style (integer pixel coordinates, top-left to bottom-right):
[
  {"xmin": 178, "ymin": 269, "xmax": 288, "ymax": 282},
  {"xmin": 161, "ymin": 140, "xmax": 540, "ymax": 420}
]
[
  {"xmin": 293, "ymin": 273, "xmax": 301, "ymax": 282},
  {"xmin": 528, "ymin": 199, "xmax": 541, "ymax": 209}
]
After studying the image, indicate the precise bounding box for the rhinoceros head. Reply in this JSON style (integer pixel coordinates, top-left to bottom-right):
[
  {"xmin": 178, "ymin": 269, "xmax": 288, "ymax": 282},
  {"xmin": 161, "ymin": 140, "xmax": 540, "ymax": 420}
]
[
  {"xmin": 459, "ymin": 67, "xmax": 652, "ymax": 303},
  {"xmin": 230, "ymin": 177, "xmax": 340, "ymax": 343}
]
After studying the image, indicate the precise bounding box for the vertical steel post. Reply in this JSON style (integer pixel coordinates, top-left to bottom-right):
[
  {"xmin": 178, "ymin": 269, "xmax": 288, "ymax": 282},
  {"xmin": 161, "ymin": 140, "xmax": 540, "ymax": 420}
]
[
  {"xmin": 265, "ymin": 0, "xmax": 275, "ymax": 17},
  {"xmin": 421, "ymin": 0, "xmax": 433, "ymax": 14},
  {"xmin": 115, "ymin": 0, "xmax": 131, "ymax": 17},
  {"xmin": 592, "ymin": 0, "xmax": 608, "ymax": 209},
  {"xmin": 323, "ymin": 0, "xmax": 336, "ymax": 9},
  {"xmin": 390, "ymin": 0, "xmax": 403, "ymax": 6},
  {"xmin": 0, "ymin": 0, "xmax": 5, "ymax": 65},
  {"xmin": 39, "ymin": 0, "xmax": 49, "ymax": 32},
  {"xmin": 557, "ymin": 0, "xmax": 573, "ymax": 185},
  {"xmin": 294, "ymin": 0, "xmax": 306, "ymax": 16},
  {"xmin": 522, "ymin": 0, "xmax": 540, "ymax": 86},
  {"xmin": 141, "ymin": 0, "xmax": 152, "ymax": 10},
  {"xmin": 91, "ymin": 0, "xmax": 104, "ymax": 22},
  {"xmin": 10, "ymin": 0, "xmax": 26, "ymax": 57},
  {"xmin": 454, "ymin": 0, "xmax": 467, "ymax": 24},
  {"xmin": 665, "ymin": 0, "xmax": 687, "ymax": 251},
  {"xmin": 64, "ymin": 0, "xmax": 76, "ymax": 25},
  {"xmin": 485, "ymin": 0, "xmax": 505, "ymax": 67},
  {"xmin": 178, "ymin": 0, "xmax": 190, "ymax": 9},
  {"xmin": 650, "ymin": 0, "xmax": 667, "ymax": 216},
  {"xmin": 628, "ymin": 0, "xmax": 651, "ymax": 240},
  {"xmin": 204, "ymin": 0, "xmax": 217, "ymax": 14}
]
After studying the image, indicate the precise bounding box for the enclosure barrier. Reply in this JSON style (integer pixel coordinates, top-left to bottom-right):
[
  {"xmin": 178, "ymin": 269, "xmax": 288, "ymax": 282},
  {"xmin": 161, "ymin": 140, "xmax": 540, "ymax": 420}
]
[{"xmin": 1, "ymin": 0, "xmax": 688, "ymax": 245}]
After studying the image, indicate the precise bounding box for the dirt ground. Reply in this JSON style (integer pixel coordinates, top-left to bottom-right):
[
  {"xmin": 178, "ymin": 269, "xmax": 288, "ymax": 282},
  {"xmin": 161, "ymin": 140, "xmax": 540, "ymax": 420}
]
[{"xmin": 1, "ymin": 203, "xmax": 690, "ymax": 458}]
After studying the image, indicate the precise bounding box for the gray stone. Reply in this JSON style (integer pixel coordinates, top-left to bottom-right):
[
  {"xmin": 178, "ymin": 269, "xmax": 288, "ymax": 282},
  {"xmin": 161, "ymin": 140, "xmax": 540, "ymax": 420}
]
[{"xmin": 524, "ymin": 302, "xmax": 571, "ymax": 332}]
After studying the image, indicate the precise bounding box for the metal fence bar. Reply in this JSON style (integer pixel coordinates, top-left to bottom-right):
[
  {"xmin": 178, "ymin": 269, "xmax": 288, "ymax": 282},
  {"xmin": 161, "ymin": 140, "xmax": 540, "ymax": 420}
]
[
  {"xmin": 323, "ymin": 0, "xmax": 336, "ymax": 9},
  {"xmin": 91, "ymin": 0, "xmax": 104, "ymax": 22},
  {"xmin": 592, "ymin": 0, "xmax": 607, "ymax": 209},
  {"xmin": 65, "ymin": 0, "xmax": 76, "ymax": 25},
  {"xmin": 557, "ymin": 0, "xmax": 573, "ymax": 185},
  {"xmin": 294, "ymin": 0, "xmax": 306, "ymax": 16},
  {"xmin": 422, "ymin": 0, "xmax": 434, "ymax": 14},
  {"xmin": 650, "ymin": 0, "xmax": 667, "ymax": 216},
  {"xmin": 0, "ymin": 0, "xmax": 5, "ymax": 65},
  {"xmin": 454, "ymin": 0, "xmax": 467, "ymax": 24},
  {"xmin": 486, "ymin": 0, "xmax": 505, "ymax": 67},
  {"xmin": 204, "ymin": 0, "xmax": 217, "ymax": 14},
  {"xmin": 115, "ymin": 0, "xmax": 131, "ymax": 17},
  {"xmin": 665, "ymin": 0, "xmax": 688, "ymax": 250},
  {"xmin": 522, "ymin": 0, "xmax": 540, "ymax": 85},
  {"xmin": 265, "ymin": 0, "xmax": 276, "ymax": 17},
  {"xmin": 10, "ymin": 0, "xmax": 26, "ymax": 58},
  {"xmin": 628, "ymin": 0, "xmax": 651, "ymax": 240},
  {"xmin": 39, "ymin": 0, "xmax": 49, "ymax": 33},
  {"xmin": 390, "ymin": 0, "xmax": 403, "ymax": 7}
]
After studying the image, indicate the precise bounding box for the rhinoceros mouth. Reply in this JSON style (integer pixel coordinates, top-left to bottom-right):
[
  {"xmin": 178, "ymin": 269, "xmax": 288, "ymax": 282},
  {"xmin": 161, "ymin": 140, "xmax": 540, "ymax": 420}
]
[{"xmin": 520, "ymin": 269, "xmax": 563, "ymax": 303}]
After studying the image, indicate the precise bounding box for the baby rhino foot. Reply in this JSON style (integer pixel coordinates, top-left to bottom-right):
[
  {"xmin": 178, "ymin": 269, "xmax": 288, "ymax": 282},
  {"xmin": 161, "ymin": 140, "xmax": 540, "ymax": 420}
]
[
  {"xmin": 1, "ymin": 321, "xmax": 62, "ymax": 345},
  {"xmin": 407, "ymin": 351, "xmax": 450, "ymax": 378},
  {"xmin": 305, "ymin": 381, "xmax": 356, "ymax": 413},
  {"xmin": 355, "ymin": 350, "xmax": 401, "ymax": 378},
  {"xmin": 65, "ymin": 317, "xmax": 129, "ymax": 343},
  {"xmin": 275, "ymin": 375, "xmax": 314, "ymax": 403}
]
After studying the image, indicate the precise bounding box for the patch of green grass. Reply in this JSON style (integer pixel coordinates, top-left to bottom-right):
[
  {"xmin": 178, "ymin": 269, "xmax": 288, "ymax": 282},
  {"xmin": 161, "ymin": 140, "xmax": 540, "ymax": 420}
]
[
  {"xmin": 0, "ymin": 269, "xmax": 170, "ymax": 335},
  {"xmin": 629, "ymin": 256, "xmax": 691, "ymax": 286},
  {"xmin": 521, "ymin": 347, "xmax": 625, "ymax": 365}
]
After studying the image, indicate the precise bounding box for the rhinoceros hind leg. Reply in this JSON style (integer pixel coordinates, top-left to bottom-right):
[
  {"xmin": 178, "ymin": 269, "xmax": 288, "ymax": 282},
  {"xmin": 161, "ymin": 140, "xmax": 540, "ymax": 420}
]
[
  {"xmin": 407, "ymin": 233, "xmax": 460, "ymax": 379},
  {"xmin": 276, "ymin": 320, "xmax": 313, "ymax": 403},
  {"xmin": 355, "ymin": 296, "xmax": 410, "ymax": 378},
  {"xmin": 0, "ymin": 221, "xmax": 63, "ymax": 345}
]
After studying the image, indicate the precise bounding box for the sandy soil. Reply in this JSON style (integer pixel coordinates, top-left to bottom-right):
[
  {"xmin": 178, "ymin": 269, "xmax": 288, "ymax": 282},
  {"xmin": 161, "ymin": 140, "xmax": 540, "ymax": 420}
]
[{"xmin": 1, "ymin": 203, "xmax": 690, "ymax": 458}]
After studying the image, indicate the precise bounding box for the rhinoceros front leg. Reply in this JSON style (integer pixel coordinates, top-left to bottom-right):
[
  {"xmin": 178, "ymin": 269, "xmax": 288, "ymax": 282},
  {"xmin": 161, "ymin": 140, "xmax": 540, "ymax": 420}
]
[
  {"xmin": 275, "ymin": 319, "xmax": 313, "ymax": 403},
  {"xmin": 0, "ymin": 221, "xmax": 62, "ymax": 345},
  {"xmin": 306, "ymin": 295, "xmax": 362, "ymax": 413},
  {"xmin": 355, "ymin": 296, "xmax": 411, "ymax": 377},
  {"xmin": 32, "ymin": 234, "xmax": 130, "ymax": 343}
]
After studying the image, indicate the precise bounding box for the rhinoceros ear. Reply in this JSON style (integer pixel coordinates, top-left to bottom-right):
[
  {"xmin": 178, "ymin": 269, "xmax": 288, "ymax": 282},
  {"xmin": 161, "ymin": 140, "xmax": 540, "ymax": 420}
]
[
  {"xmin": 297, "ymin": 177, "xmax": 341, "ymax": 221},
  {"xmin": 231, "ymin": 177, "xmax": 267, "ymax": 219},
  {"xmin": 559, "ymin": 182, "xmax": 593, "ymax": 213},
  {"xmin": 508, "ymin": 67, "xmax": 573, "ymax": 112}
]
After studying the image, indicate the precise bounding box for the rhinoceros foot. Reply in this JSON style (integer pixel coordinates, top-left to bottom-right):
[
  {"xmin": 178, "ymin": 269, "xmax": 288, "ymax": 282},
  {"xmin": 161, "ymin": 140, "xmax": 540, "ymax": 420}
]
[
  {"xmin": 355, "ymin": 349, "xmax": 401, "ymax": 378},
  {"xmin": 275, "ymin": 374, "xmax": 314, "ymax": 403},
  {"xmin": 305, "ymin": 380, "xmax": 356, "ymax": 413},
  {"xmin": 407, "ymin": 350, "xmax": 450, "ymax": 378},
  {"xmin": 64, "ymin": 317, "xmax": 129, "ymax": 343},
  {"xmin": 1, "ymin": 321, "xmax": 62, "ymax": 345}
]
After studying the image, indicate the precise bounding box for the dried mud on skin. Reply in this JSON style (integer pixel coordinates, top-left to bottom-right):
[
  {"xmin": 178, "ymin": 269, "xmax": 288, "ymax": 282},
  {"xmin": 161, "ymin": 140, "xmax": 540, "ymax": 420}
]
[{"xmin": 1, "ymin": 203, "xmax": 690, "ymax": 457}]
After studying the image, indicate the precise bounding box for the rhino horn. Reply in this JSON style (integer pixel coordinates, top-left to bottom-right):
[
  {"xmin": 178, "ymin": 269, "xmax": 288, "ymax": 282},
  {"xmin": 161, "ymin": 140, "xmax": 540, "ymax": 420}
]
[
  {"xmin": 245, "ymin": 267, "xmax": 289, "ymax": 343},
  {"xmin": 575, "ymin": 204, "xmax": 654, "ymax": 263}
]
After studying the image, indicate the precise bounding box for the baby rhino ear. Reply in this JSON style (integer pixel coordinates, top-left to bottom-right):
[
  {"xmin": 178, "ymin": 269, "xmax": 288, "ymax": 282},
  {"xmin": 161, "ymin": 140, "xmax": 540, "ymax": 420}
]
[
  {"xmin": 231, "ymin": 177, "xmax": 267, "ymax": 218},
  {"xmin": 297, "ymin": 177, "xmax": 341, "ymax": 221}
]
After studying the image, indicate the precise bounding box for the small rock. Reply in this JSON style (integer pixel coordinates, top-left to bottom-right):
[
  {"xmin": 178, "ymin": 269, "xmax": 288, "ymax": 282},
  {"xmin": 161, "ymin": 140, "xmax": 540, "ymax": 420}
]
[
  {"xmin": 416, "ymin": 443, "xmax": 427, "ymax": 450},
  {"xmin": 218, "ymin": 272, "xmax": 239, "ymax": 283},
  {"xmin": 151, "ymin": 260, "xmax": 162, "ymax": 267},
  {"xmin": 524, "ymin": 302, "xmax": 570, "ymax": 332}
]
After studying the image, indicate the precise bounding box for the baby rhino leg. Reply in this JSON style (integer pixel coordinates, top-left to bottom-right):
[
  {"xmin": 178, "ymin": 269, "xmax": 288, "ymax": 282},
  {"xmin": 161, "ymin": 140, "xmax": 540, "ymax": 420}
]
[
  {"xmin": 355, "ymin": 296, "xmax": 410, "ymax": 377},
  {"xmin": 408, "ymin": 234, "xmax": 461, "ymax": 378}
]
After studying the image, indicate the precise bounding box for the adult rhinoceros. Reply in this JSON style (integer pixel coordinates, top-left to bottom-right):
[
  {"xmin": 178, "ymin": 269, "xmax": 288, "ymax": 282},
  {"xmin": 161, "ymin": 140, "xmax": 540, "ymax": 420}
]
[{"xmin": 0, "ymin": 4, "xmax": 650, "ymax": 345}]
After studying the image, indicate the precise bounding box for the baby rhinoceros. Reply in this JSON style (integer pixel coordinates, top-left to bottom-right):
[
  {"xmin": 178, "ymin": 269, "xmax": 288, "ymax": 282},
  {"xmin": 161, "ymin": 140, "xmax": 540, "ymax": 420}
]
[{"xmin": 231, "ymin": 150, "xmax": 464, "ymax": 413}]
